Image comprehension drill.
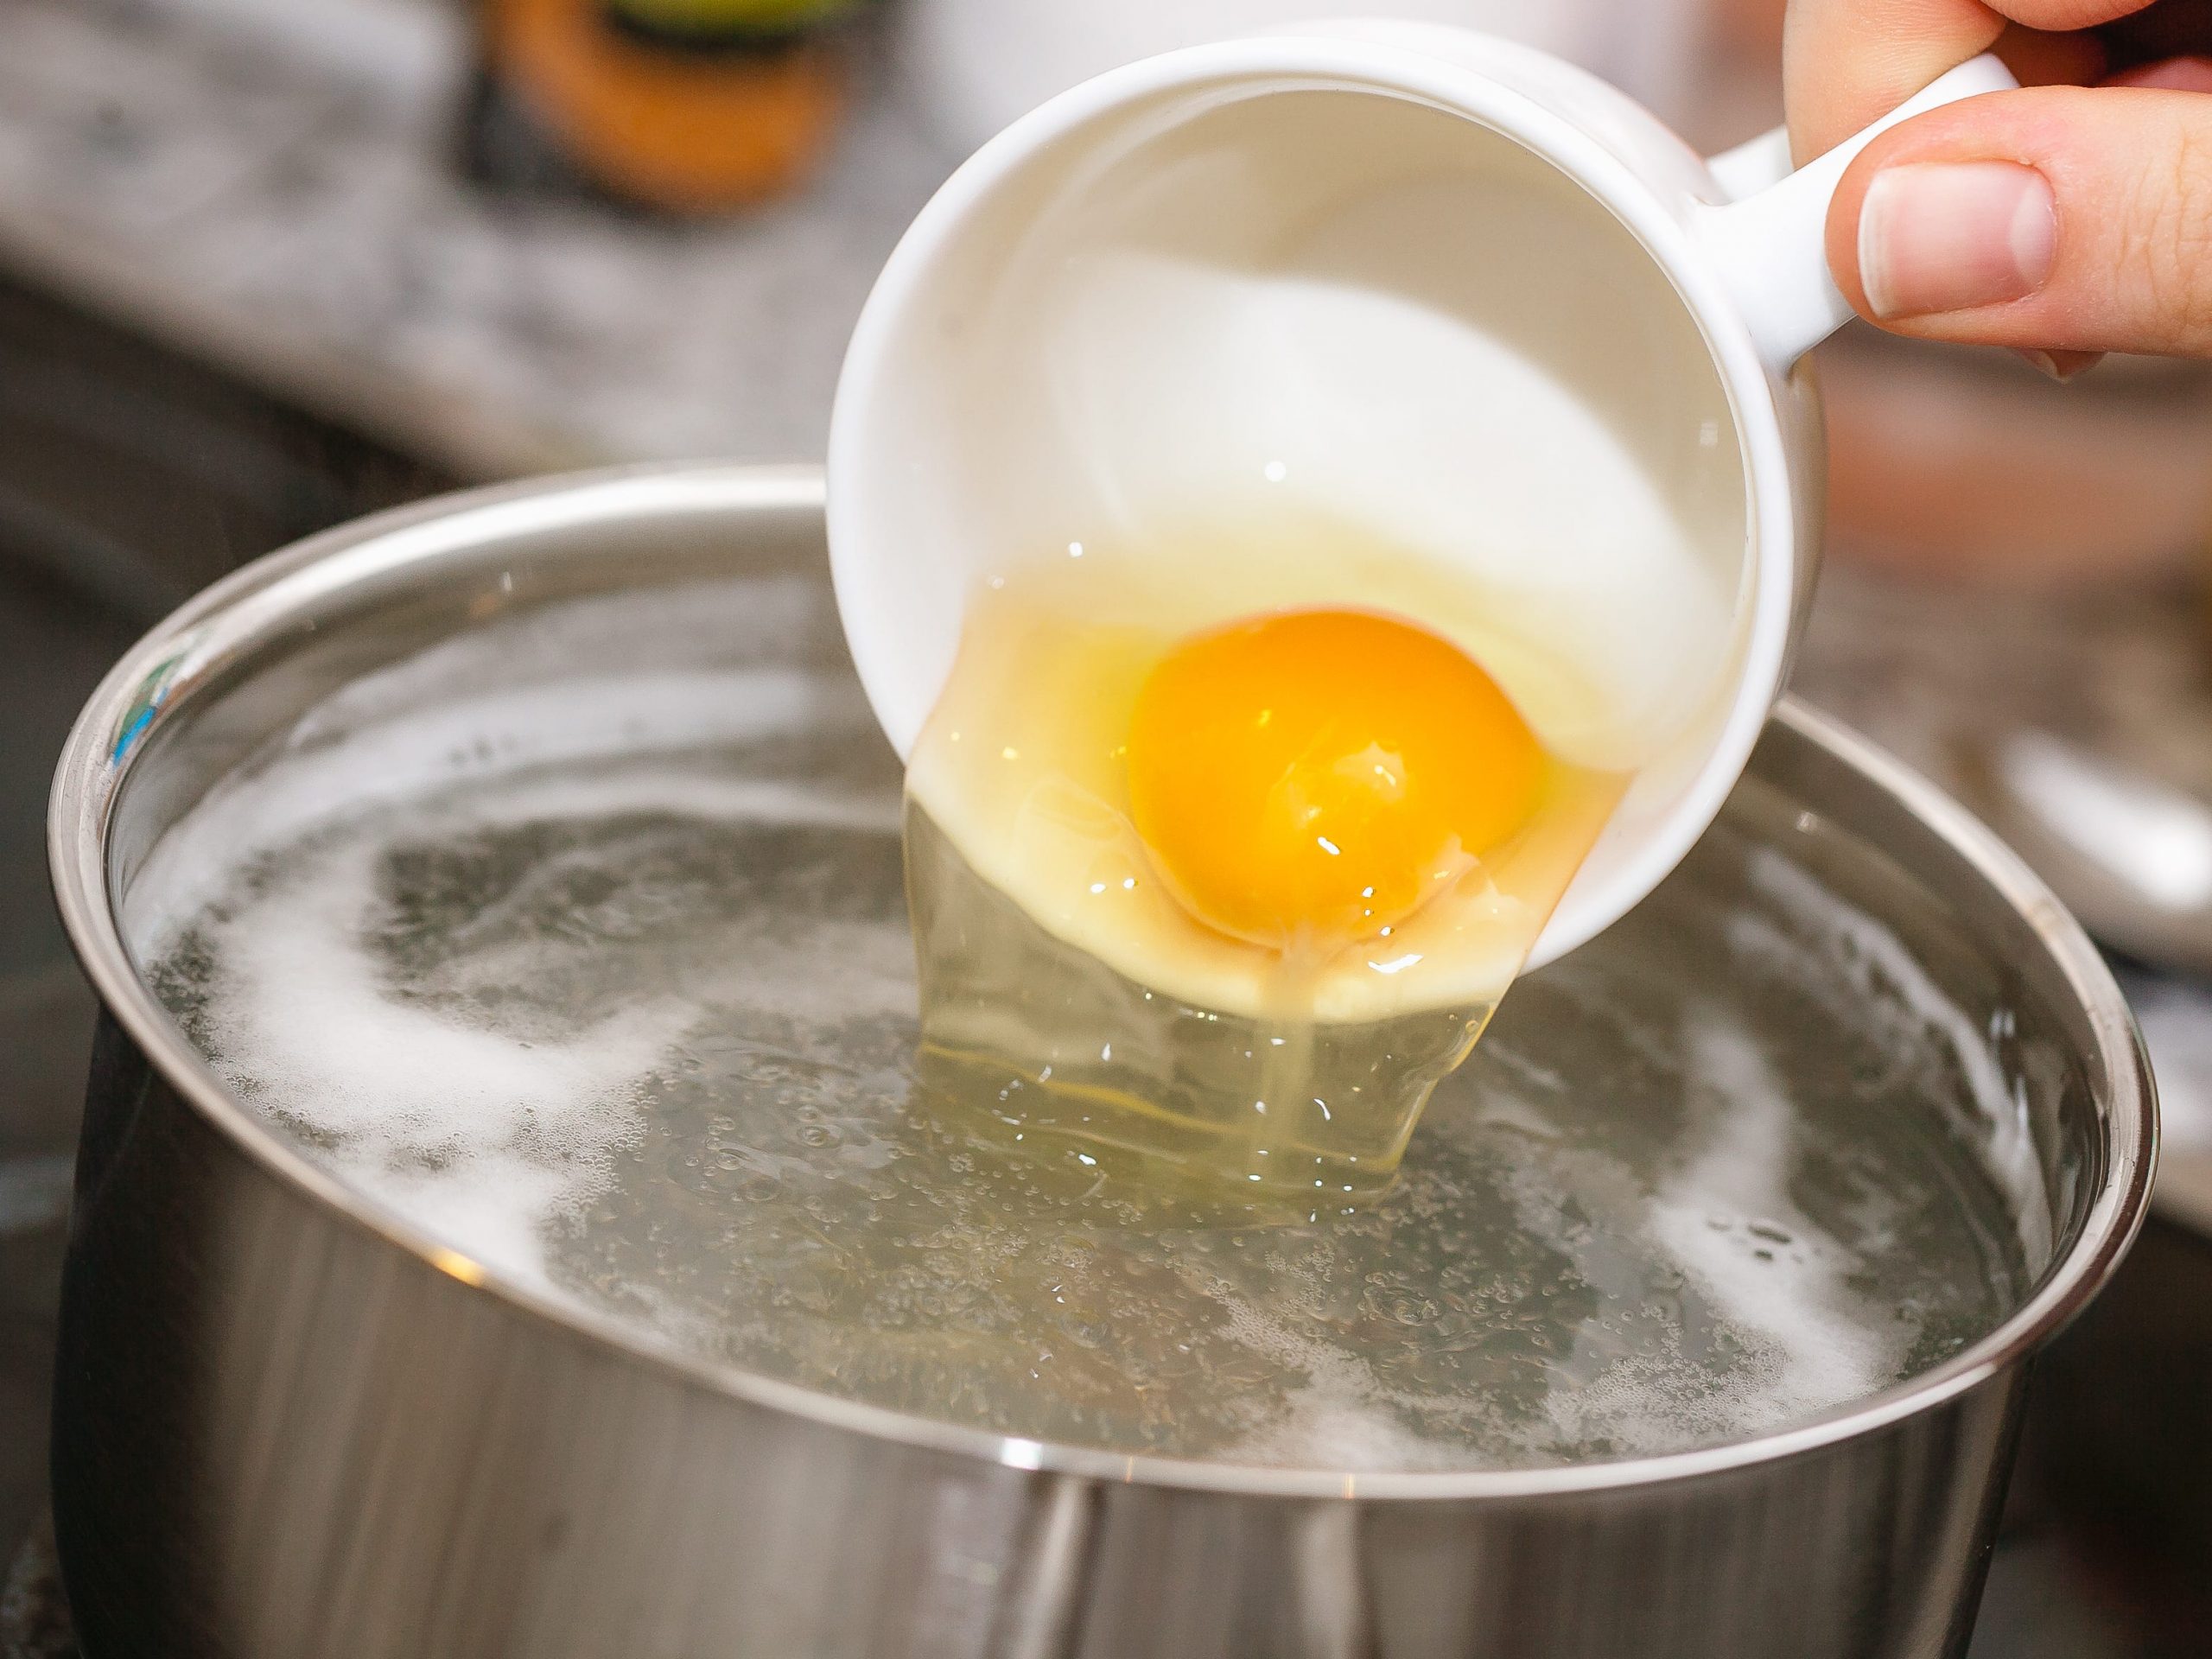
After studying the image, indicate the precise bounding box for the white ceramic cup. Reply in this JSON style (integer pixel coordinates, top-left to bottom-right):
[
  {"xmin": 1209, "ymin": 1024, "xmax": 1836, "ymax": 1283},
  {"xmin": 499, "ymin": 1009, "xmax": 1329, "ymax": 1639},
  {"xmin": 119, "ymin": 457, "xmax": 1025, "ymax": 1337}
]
[{"xmin": 828, "ymin": 21, "xmax": 2016, "ymax": 969}]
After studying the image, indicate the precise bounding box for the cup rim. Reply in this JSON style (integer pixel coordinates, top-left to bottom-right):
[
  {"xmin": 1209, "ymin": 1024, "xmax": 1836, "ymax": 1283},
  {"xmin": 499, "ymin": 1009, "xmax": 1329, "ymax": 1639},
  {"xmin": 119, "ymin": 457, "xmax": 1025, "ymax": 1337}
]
[
  {"xmin": 824, "ymin": 29, "xmax": 1801, "ymax": 974},
  {"xmin": 50, "ymin": 462, "xmax": 2158, "ymax": 1503}
]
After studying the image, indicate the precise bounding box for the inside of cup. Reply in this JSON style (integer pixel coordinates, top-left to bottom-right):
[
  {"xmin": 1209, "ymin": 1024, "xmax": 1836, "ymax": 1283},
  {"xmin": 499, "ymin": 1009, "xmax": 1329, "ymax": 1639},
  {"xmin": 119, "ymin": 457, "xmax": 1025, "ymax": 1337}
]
[{"xmin": 844, "ymin": 79, "xmax": 1754, "ymax": 957}]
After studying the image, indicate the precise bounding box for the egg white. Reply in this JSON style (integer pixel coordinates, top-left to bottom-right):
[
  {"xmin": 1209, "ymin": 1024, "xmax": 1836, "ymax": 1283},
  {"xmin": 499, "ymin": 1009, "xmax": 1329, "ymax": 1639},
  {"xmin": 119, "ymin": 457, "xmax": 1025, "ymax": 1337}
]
[{"xmin": 905, "ymin": 554, "xmax": 1623, "ymax": 1025}]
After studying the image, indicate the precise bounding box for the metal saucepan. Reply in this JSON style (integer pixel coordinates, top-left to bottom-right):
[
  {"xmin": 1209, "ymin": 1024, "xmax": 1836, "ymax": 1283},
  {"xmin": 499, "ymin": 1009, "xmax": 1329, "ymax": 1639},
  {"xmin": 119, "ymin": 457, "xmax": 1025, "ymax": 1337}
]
[{"xmin": 46, "ymin": 466, "xmax": 2155, "ymax": 1658}]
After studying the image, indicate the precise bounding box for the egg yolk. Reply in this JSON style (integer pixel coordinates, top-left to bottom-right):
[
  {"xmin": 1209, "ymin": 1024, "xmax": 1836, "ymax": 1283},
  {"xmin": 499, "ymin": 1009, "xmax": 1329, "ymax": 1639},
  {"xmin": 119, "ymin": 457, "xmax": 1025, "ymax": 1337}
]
[{"xmin": 1125, "ymin": 608, "xmax": 1543, "ymax": 950}]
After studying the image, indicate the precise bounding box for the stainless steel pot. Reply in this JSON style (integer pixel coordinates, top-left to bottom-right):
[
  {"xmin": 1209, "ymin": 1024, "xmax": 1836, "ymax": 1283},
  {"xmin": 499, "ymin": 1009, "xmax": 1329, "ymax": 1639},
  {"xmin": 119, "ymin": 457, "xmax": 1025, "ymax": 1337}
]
[{"xmin": 47, "ymin": 465, "xmax": 2156, "ymax": 1659}]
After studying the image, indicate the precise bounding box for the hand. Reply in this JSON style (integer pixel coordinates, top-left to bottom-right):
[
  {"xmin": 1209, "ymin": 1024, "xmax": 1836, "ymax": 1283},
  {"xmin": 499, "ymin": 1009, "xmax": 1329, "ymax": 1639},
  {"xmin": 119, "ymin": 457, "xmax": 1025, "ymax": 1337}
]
[{"xmin": 1788, "ymin": 0, "xmax": 2212, "ymax": 372}]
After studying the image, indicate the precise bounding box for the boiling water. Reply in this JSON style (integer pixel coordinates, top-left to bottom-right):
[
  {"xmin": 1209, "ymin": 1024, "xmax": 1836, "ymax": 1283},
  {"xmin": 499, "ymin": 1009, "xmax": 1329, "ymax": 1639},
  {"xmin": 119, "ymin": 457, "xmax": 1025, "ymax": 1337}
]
[{"xmin": 129, "ymin": 579, "xmax": 2034, "ymax": 1471}]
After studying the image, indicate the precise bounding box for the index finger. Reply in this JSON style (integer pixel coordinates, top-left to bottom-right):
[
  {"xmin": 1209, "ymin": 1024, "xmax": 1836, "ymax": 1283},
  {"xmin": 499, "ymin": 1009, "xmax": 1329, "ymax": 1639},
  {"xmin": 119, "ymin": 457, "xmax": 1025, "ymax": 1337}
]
[{"xmin": 1785, "ymin": 0, "xmax": 2149, "ymax": 158}]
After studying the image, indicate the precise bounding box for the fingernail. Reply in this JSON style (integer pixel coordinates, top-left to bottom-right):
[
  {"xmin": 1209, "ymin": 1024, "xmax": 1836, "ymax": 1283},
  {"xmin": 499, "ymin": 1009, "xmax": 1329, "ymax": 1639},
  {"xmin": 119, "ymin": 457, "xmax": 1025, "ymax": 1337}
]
[
  {"xmin": 2012, "ymin": 347, "xmax": 2098, "ymax": 383},
  {"xmin": 1859, "ymin": 162, "xmax": 2056, "ymax": 320}
]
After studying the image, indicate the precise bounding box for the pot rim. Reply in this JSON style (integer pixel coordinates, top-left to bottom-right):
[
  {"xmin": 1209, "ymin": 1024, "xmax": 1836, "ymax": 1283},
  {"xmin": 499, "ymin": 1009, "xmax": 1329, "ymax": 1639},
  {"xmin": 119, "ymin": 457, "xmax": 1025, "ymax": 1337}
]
[{"xmin": 47, "ymin": 461, "xmax": 2158, "ymax": 1503}]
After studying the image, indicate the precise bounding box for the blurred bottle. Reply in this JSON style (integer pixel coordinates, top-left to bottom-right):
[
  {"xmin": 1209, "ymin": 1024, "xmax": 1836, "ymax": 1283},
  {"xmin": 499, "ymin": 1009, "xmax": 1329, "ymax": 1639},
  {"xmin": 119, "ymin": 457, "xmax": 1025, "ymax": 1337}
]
[
  {"xmin": 463, "ymin": 0, "xmax": 874, "ymax": 213},
  {"xmin": 901, "ymin": 0, "xmax": 1705, "ymax": 159}
]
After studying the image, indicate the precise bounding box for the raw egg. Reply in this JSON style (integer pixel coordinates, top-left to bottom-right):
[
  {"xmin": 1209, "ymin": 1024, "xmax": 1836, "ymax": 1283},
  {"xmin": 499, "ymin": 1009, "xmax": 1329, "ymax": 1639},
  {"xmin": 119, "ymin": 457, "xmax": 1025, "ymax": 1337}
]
[
  {"xmin": 901, "ymin": 531, "xmax": 1628, "ymax": 1190},
  {"xmin": 1126, "ymin": 607, "xmax": 1544, "ymax": 951}
]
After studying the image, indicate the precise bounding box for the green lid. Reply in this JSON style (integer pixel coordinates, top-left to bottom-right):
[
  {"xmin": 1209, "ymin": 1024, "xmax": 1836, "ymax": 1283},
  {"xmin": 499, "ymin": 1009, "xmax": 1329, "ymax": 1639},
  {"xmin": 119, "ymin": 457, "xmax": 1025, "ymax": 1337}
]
[{"xmin": 606, "ymin": 0, "xmax": 867, "ymax": 35}]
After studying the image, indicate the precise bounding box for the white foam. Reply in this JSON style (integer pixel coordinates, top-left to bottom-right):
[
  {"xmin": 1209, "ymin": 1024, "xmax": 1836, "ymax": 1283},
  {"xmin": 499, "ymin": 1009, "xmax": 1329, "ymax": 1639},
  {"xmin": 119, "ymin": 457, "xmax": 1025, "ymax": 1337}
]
[
  {"xmin": 1643, "ymin": 1016, "xmax": 1900, "ymax": 1421},
  {"xmin": 1732, "ymin": 846, "xmax": 2055, "ymax": 1271},
  {"xmin": 460, "ymin": 768, "xmax": 899, "ymax": 839},
  {"xmin": 158, "ymin": 753, "xmax": 912, "ymax": 1290},
  {"xmin": 127, "ymin": 579, "xmax": 902, "ymax": 1289},
  {"xmin": 1210, "ymin": 1283, "xmax": 1496, "ymax": 1473},
  {"xmin": 196, "ymin": 835, "xmax": 692, "ymax": 1283},
  {"xmin": 1466, "ymin": 1020, "xmax": 1905, "ymax": 1458}
]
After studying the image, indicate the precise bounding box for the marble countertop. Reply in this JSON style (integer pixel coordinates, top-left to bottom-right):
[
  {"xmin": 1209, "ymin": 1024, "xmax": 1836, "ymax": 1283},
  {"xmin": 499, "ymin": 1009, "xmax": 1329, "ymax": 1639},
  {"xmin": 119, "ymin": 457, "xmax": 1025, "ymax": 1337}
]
[{"xmin": 0, "ymin": 0, "xmax": 960, "ymax": 479}]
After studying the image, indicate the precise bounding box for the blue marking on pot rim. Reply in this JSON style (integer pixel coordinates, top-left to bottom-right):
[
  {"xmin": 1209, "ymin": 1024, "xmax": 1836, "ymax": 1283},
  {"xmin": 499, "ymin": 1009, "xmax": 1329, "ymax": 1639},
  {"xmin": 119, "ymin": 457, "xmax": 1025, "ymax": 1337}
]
[{"xmin": 111, "ymin": 653, "xmax": 188, "ymax": 766}]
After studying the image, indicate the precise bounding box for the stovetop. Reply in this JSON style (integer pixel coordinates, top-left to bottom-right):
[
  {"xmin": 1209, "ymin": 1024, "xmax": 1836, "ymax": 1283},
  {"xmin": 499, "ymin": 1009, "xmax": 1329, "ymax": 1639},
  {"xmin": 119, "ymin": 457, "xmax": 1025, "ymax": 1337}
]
[{"xmin": 0, "ymin": 273, "xmax": 2204, "ymax": 1659}]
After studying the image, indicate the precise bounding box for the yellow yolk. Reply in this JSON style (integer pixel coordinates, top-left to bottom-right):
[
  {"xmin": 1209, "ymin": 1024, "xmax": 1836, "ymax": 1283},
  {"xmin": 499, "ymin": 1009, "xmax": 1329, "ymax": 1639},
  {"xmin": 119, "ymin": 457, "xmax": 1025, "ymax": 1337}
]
[{"xmin": 1125, "ymin": 608, "xmax": 1543, "ymax": 950}]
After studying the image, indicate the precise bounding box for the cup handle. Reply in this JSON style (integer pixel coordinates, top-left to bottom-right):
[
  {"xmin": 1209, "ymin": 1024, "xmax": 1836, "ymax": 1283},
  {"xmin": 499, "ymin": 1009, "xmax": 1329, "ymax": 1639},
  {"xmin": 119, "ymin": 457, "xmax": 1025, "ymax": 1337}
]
[{"xmin": 1695, "ymin": 53, "xmax": 2019, "ymax": 369}]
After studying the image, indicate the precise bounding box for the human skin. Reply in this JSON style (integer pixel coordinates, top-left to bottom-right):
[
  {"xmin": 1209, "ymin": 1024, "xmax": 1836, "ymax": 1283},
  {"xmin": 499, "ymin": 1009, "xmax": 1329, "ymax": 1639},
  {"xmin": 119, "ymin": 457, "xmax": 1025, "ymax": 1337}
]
[{"xmin": 1788, "ymin": 0, "xmax": 2212, "ymax": 372}]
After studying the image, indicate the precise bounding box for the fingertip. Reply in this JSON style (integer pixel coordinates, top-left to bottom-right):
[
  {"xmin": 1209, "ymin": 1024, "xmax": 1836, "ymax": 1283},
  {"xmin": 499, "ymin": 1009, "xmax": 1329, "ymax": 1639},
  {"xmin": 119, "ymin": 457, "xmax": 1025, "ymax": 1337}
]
[
  {"xmin": 1826, "ymin": 82, "xmax": 2212, "ymax": 357},
  {"xmin": 2012, "ymin": 347, "xmax": 2106, "ymax": 381}
]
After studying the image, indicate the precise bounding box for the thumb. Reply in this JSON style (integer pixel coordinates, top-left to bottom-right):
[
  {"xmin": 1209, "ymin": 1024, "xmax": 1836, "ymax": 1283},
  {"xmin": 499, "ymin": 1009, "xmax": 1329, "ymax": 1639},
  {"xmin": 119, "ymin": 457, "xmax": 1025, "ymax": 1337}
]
[{"xmin": 1829, "ymin": 84, "xmax": 2212, "ymax": 358}]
